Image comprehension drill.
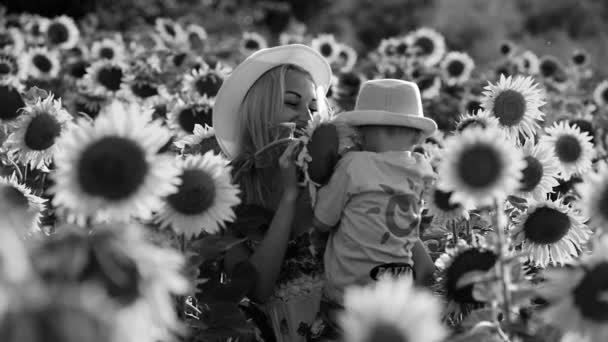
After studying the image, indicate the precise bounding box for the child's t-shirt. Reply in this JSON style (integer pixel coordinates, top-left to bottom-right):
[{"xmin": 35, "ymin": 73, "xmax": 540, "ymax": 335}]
[{"xmin": 314, "ymin": 150, "xmax": 435, "ymax": 303}]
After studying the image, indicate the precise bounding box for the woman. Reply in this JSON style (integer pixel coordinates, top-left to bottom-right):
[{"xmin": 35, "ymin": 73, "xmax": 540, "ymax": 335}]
[{"xmin": 210, "ymin": 44, "xmax": 332, "ymax": 342}]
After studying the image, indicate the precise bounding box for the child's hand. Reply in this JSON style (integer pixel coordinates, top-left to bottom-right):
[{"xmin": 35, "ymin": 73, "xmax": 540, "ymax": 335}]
[{"xmin": 278, "ymin": 140, "xmax": 303, "ymax": 199}]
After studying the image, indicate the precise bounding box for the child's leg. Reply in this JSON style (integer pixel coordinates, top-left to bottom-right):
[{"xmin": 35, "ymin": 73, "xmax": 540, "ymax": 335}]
[{"xmin": 412, "ymin": 238, "xmax": 435, "ymax": 287}]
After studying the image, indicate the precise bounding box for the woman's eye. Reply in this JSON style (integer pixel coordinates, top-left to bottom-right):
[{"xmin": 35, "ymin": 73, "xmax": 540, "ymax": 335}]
[{"xmin": 285, "ymin": 102, "xmax": 298, "ymax": 108}]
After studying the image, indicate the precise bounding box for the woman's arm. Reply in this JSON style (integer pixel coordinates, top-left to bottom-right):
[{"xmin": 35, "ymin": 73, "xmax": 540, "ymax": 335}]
[{"xmin": 247, "ymin": 191, "xmax": 298, "ymax": 302}]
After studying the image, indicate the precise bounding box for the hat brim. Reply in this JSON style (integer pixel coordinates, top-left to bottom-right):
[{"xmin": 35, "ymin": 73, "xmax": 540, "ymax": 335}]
[
  {"xmin": 213, "ymin": 44, "xmax": 332, "ymax": 159},
  {"xmin": 335, "ymin": 110, "xmax": 437, "ymax": 137}
]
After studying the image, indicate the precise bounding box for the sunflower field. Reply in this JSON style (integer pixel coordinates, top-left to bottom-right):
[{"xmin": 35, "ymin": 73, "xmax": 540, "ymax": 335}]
[{"xmin": 1, "ymin": 2, "xmax": 608, "ymax": 342}]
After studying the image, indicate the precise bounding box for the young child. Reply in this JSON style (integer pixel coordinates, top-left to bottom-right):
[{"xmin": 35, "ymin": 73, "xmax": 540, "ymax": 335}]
[{"xmin": 312, "ymin": 79, "xmax": 437, "ymax": 306}]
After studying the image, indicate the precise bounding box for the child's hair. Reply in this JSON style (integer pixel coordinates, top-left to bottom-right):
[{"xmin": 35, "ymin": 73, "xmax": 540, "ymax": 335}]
[{"xmin": 357, "ymin": 125, "xmax": 423, "ymax": 147}]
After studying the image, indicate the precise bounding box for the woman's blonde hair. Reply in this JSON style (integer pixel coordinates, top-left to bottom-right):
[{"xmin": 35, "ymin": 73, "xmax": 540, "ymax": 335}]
[{"xmin": 233, "ymin": 64, "xmax": 313, "ymax": 209}]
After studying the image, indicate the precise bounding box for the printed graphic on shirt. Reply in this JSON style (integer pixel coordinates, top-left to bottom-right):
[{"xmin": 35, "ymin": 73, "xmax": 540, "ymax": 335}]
[
  {"xmin": 369, "ymin": 262, "xmax": 414, "ymax": 281},
  {"xmin": 365, "ymin": 184, "xmax": 421, "ymax": 245}
]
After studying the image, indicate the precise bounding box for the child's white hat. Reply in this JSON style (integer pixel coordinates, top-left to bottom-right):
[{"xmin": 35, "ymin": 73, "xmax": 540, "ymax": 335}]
[{"xmin": 335, "ymin": 79, "xmax": 437, "ymax": 137}]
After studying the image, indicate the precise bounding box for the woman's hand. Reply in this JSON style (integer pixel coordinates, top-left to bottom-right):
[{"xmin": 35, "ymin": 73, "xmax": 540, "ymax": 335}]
[{"xmin": 278, "ymin": 140, "xmax": 302, "ymax": 200}]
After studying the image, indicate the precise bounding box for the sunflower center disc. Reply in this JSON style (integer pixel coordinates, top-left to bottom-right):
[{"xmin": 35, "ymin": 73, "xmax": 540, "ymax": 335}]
[
  {"xmin": 164, "ymin": 23, "xmax": 176, "ymax": 37},
  {"xmin": 80, "ymin": 246, "xmax": 141, "ymax": 305},
  {"xmin": 446, "ymin": 249, "xmax": 497, "ymax": 303},
  {"xmin": 602, "ymin": 89, "xmax": 608, "ymax": 104},
  {"xmin": 415, "ymin": 37, "xmax": 435, "ymax": 56},
  {"xmin": 466, "ymin": 100, "xmax": 481, "ymax": 113},
  {"xmin": 540, "ymin": 60, "xmax": 558, "ymax": 78},
  {"xmin": 32, "ymin": 55, "xmax": 52, "ymax": 73},
  {"xmin": 25, "ymin": 112, "xmax": 62, "ymax": 150},
  {"xmin": 0, "ymin": 62, "xmax": 11, "ymax": 75},
  {"xmin": 0, "ymin": 85, "xmax": 25, "ymax": 120},
  {"xmin": 493, "ymin": 89, "xmax": 526, "ymax": 127},
  {"xmin": 47, "ymin": 22, "xmax": 69, "ymax": 44},
  {"xmin": 447, "ymin": 60, "xmax": 465, "ymax": 77},
  {"xmin": 396, "ymin": 42, "xmax": 408, "ymax": 55},
  {"xmin": 131, "ymin": 83, "xmax": 158, "ymax": 99},
  {"xmin": 522, "ymin": 206, "xmax": 571, "ymax": 244},
  {"xmin": 417, "ymin": 76, "xmax": 435, "ymax": 92},
  {"xmin": 572, "ymin": 262, "xmax": 608, "ymax": 322},
  {"xmin": 457, "ymin": 144, "xmax": 502, "ymax": 189},
  {"xmin": 365, "ymin": 322, "xmax": 408, "ymax": 342},
  {"xmin": 320, "ymin": 43, "xmax": 333, "ymax": 57},
  {"xmin": 433, "ymin": 189, "xmax": 459, "ymax": 211},
  {"xmin": 598, "ymin": 185, "xmax": 608, "ymax": 221},
  {"xmin": 555, "ymin": 135, "xmax": 582, "ymax": 163},
  {"xmin": 167, "ymin": 169, "xmax": 216, "ymax": 215},
  {"xmin": 519, "ymin": 156, "xmax": 544, "ymax": 192},
  {"xmin": 244, "ymin": 39, "xmax": 259, "ymax": 50},
  {"xmin": 97, "ymin": 67, "xmax": 123, "ymax": 91},
  {"xmin": 69, "ymin": 60, "xmax": 89, "ymax": 78},
  {"xmin": 178, "ymin": 106, "xmax": 212, "ymax": 133},
  {"xmin": 2, "ymin": 185, "xmax": 28, "ymax": 208},
  {"xmin": 77, "ymin": 136, "xmax": 148, "ymax": 200},
  {"xmin": 195, "ymin": 73, "xmax": 222, "ymax": 98},
  {"xmin": 99, "ymin": 47, "xmax": 114, "ymax": 60}
]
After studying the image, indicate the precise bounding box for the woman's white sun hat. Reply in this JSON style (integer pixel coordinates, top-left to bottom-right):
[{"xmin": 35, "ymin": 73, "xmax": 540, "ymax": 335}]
[
  {"xmin": 335, "ymin": 79, "xmax": 437, "ymax": 137},
  {"xmin": 213, "ymin": 44, "xmax": 332, "ymax": 159}
]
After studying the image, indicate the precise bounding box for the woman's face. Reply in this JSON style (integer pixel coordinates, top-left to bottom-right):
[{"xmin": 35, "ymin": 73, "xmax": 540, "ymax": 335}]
[{"xmin": 276, "ymin": 69, "xmax": 318, "ymax": 129}]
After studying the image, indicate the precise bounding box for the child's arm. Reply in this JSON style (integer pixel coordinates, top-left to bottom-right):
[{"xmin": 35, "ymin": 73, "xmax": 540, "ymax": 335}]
[
  {"xmin": 312, "ymin": 155, "xmax": 354, "ymax": 232},
  {"xmin": 412, "ymin": 239, "xmax": 435, "ymax": 287}
]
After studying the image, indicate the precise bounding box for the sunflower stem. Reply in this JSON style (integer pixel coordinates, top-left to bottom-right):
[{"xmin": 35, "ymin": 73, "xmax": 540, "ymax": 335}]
[
  {"xmin": 451, "ymin": 221, "xmax": 458, "ymax": 245},
  {"xmin": 493, "ymin": 199, "xmax": 513, "ymax": 332}
]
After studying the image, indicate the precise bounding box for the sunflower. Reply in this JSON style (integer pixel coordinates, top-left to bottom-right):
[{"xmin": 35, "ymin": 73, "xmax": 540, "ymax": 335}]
[
  {"xmin": 239, "ymin": 31, "xmax": 268, "ymax": 56},
  {"xmin": 455, "ymin": 109, "xmax": 500, "ymax": 133},
  {"xmin": 340, "ymin": 276, "xmax": 446, "ymax": 342},
  {"xmin": 0, "ymin": 28, "xmax": 25, "ymax": 54},
  {"xmin": 168, "ymin": 97, "xmax": 214, "ymax": 137},
  {"xmin": 592, "ymin": 80, "xmax": 608, "ymax": 108},
  {"xmin": 0, "ymin": 173, "xmax": 46, "ymax": 233},
  {"xmin": 3, "ymin": 93, "xmax": 72, "ymax": 170},
  {"xmin": 154, "ymin": 152, "xmax": 240, "ymax": 238},
  {"xmin": 407, "ymin": 27, "xmax": 446, "ymax": 67},
  {"xmin": 42, "ymin": 15, "xmax": 80, "ymax": 50},
  {"xmin": 541, "ymin": 121, "xmax": 594, "ymax": 180},
  {"xmin": 516, "ymin": 50, "xmax": 540, "ymax": 75},
  {"xmin": 23, "ymin": 47, "xmax": 60, "ymax": 80},
  {"xmin": 425, "ymin": 186, "xmax": 470, "ymax": 225},
  {"xmin": 0, "ymin": 78, "xmax": 25, "ymax": 124},
  {"xmin": 82, "ymin": 60, "xmax": 127, "ymax": 96},
  {"xmin": 173, "ymin": 124, "xmax": 214, "ymax": 150},
  {"xmin": 440, "ymin": 51, "xmax": 475, "ymax": 86},
  {"xmin": 377, "ymin": 38, "xmax": 399, "ymax": 59},
  {"xmin": 311, "ymin": 34, "xmax": 340, "ymax": 63},
  {"xmin": 571, "ymin": 49, "xmax": 589, "ymax": 67},
  {"xmin": 577, "ymin": 163, "xmax": 608, "ymax": 232},
  {"xmin": 0, "ymin": 52, "xmax": 22, "ymax": 80},
  {"xmin": 185, "ymin": 23, "xmax": 208, "ymax": 50},
  {"xmin": 480, "ymin": 74, "xmax": 545, "ymax": 139},
  {"xmin": 30, "ymin": 222, "xmax": 189, "ymax": 342},
  {"xmin": 181, "ymin": 64, "xmax": 226, "ymax": 100},
  {"xmin": 499, "ymin": 40, "xmax": 517, "ymax": 58},
  {"xmin": 517, "ymin": 138, "xmax": 561, "ymax": 201},
  {"xmin": 437, "ymin": 127, "xmax": 525, "ymax": 209},
  {"xmin": 90, "ymin": 36, "xmax": 127, "ymax": 62},
  {"xmin": 335, "ymin": 43, "xmax": 358, "ymax": 73},
  {"xmin": 416, "ymin": 74, "xmax": 442, "ymax": 100},
  {"xmin": 511, "ymin": 198, "xmax": 591, "ymax": 268},
  {"xmin": 537, "ymin": 236, "xmax": 608, "ymax": 342},
  {"xmin": 435, "ymin": 244, "xmax": 498, "ymax": 322},
  {"xmin": 50, "ymin": 100, "xmax": 180, "ymax": 224},
  {"xmin": 154, "ymin": 17, "xmax": 187, "ymax": 44}
]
